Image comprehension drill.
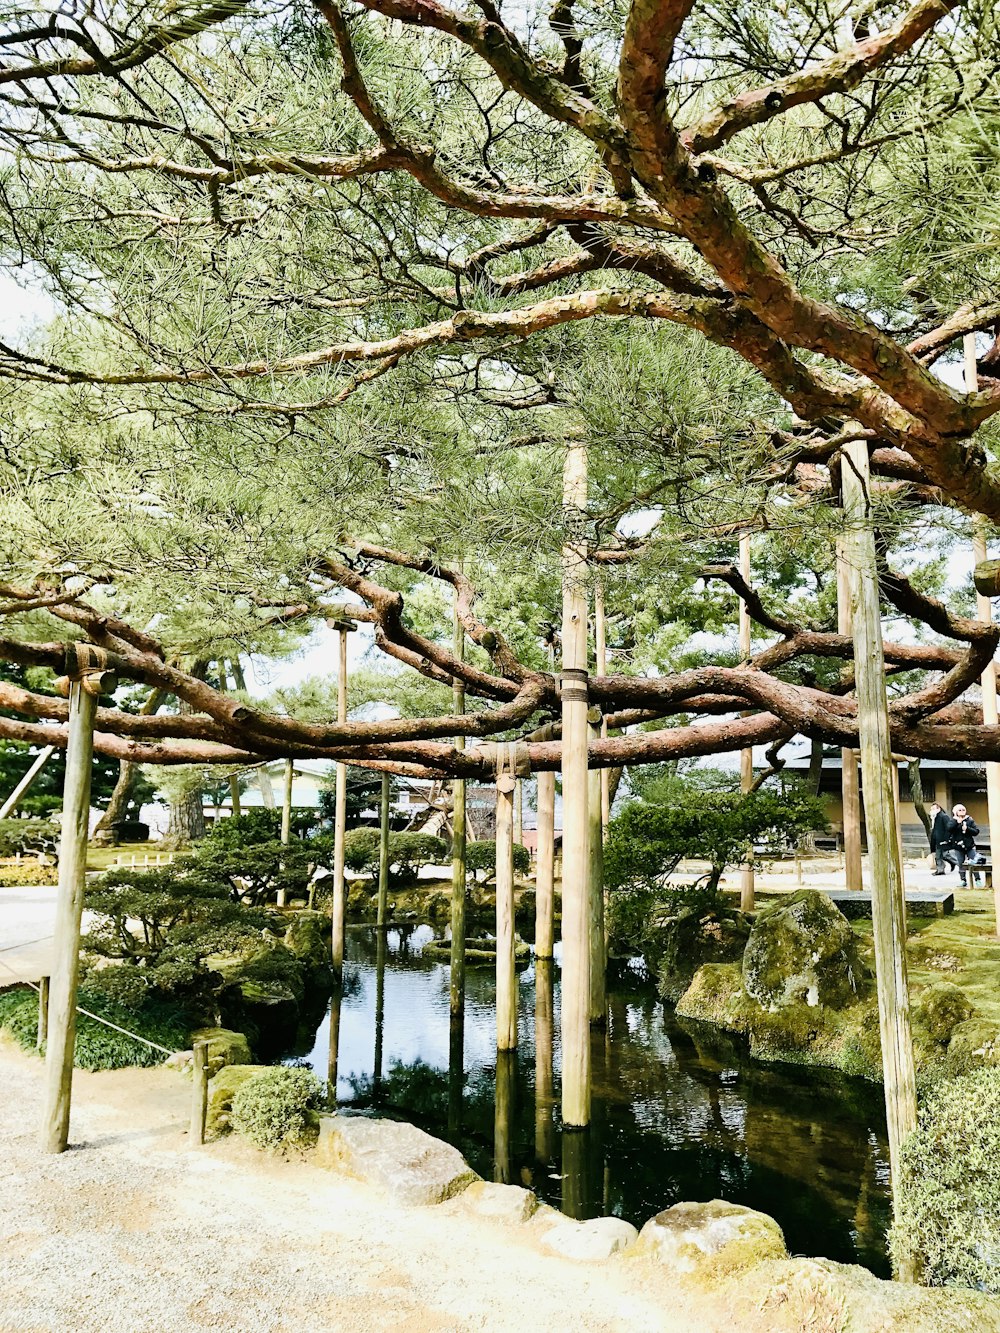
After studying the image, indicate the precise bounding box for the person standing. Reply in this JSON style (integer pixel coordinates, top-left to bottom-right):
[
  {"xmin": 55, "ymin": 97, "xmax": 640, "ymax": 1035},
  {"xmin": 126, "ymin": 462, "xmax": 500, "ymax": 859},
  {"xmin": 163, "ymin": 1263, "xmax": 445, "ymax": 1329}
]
[
  {"xmin": 928, "ymin": 802, "xmax": 954, "ymax": 875},
  {"xmin": 950, "ymin": 804, "xmax": 983, "ymax": 887}
]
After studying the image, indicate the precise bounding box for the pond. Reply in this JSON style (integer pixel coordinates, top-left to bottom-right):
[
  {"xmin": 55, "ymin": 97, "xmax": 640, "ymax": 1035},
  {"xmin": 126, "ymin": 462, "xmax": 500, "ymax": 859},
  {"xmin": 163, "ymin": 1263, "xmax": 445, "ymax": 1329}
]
[{"xmin": 294, "ymin": 923, "xmax": 892, "ymax": 1277}]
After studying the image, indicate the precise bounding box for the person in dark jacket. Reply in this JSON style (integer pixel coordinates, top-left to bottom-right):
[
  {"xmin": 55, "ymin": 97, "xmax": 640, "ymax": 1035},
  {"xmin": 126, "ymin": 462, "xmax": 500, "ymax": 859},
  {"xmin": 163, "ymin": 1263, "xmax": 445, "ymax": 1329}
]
[
  {"xmin": 949, "ymin": 804, "xmax": 983, "ymax": 887},
  {"xmin": 928, "ymin": 802, "xmax": 954, "ymax": 875}
]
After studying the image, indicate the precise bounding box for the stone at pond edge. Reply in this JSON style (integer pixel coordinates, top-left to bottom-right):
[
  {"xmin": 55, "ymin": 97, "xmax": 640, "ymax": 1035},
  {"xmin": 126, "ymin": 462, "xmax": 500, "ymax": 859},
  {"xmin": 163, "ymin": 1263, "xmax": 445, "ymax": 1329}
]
[
  {"xmin": 458, "ymin": 1180, "xmax": 538, "ymax": 1224},
  {"xmin": 315, "ymin": 1115, "xmax": 479, "ymax": 1205},
  {"xmin": 742, "ymin": 889, "xmax": 869, "ymax": 1010},
  {"xmin": 205, "ymin": 1064, "xmax": 270, "ymax": 1136},
  {"xmin": 635, "ymin": 1199, "xmax": 786, "ymax": 1276},
  {"xmin": 656, "ymin": 906, "xmax": 751, "ymax": 1004},
  {"xmin": 541, "ymin": 1216, "xmax": 638, "ymax": 1261},
  {"xmin": 191, "ymin": 1027, "xmax": 252, "ymax": 1072}
]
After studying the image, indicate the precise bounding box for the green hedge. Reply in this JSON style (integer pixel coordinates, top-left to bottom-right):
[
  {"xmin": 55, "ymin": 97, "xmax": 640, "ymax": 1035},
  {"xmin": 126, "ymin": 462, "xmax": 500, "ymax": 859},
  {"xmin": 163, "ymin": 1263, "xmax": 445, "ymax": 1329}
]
[
  {"xmin": 891, "ymin": 1065, "xmax": 1000, "ymax": 1288},
  {"xmin": 0, "ymin": 986, "xmax": 188, "ymax": 1070}
]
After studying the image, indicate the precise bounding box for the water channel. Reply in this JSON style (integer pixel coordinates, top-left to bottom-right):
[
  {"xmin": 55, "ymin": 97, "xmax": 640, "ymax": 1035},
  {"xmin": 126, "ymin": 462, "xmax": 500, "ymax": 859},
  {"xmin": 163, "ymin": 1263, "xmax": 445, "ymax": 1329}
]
[{"xmin": 295, "ymin": 924, "xmax": 892, "ymax": 1276}]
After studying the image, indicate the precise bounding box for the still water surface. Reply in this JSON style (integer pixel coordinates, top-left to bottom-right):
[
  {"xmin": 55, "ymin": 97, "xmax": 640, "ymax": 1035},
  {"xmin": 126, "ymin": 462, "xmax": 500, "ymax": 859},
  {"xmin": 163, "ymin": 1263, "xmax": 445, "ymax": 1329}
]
[{"xmin": 296, "ymin": 924, "xmax": 892, "ymax": 1276}]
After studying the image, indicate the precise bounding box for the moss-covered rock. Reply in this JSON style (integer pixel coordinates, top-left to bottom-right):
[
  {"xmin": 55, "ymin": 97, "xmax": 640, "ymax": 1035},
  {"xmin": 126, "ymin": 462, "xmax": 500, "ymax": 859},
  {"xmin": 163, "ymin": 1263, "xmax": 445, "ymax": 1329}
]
[
  {"xmin": 742, "ymin": 890, "xmax": 869, "ymax": 1010},
  {"xmin": 206, "ymin": 1063, "xmax": 270, "ymax": 1135},
  {"xmin": 656, "ymin": 907, "xmax": 751, "ymax": 1003},
  {"xmin": 190, "ymin": 1027, "xmax": 251, "ymax": 1072},
  {"xmin": 913, "ymin": 982, "xmax": 974, "ymax": 1046},
  {"xmin": 283, "ymin": 910, "xmax": 330, "ymax": 967},
  {"xmin": 947, "ymin": 1018, "xmax": 1000, "ymax": 1072},
  {"xmin": 635, "ymin": 1199, "xmax": 786, "ymax": 1277}
]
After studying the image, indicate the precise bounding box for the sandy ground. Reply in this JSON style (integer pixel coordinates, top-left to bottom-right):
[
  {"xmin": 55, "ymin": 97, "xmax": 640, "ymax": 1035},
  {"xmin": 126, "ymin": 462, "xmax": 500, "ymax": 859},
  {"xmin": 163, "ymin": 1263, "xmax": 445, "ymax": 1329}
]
[{"xmin": 0, "ymin": 1041, "xmax": 716, "ymax": 1333}]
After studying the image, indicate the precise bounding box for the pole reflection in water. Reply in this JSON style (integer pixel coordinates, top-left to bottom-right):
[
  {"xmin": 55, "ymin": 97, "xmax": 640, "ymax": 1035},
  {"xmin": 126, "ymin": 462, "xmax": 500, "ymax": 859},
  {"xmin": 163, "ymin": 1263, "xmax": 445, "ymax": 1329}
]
[
  {"xmin": 373, "ymin": 927, "xmax": 387, "ymax": 1104},
  {"xmin": 448, "ymin": 1012, "xmax": 465, "ymax": 1140},
  {"xmin": 326, "ymin": 979, "xmax": 343, "ymax": 1102},
  {"xmin": 534, "ymin": 958, "xmax": 556, "ymax": 1167},
  {"xmin": 561, "ymin": 1127, "xmax": 589, "ymax": 1220},
  {"xmin": 494, "ymin": 1049, "xmax": 516, "ymax": 1184}
]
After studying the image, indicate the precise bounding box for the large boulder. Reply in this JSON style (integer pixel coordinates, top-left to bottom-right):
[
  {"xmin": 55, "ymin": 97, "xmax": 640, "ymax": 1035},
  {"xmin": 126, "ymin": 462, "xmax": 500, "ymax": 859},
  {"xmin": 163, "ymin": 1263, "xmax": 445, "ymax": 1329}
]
[
  {"xmin": 634, "ymin": 1200, "xmax": 786, "ymax": 1277},
  {"xmin": 315, "ymin": 1115, "xmax": 478, "ymax": 1205},
  {"xmin": 191, "ymin": 1027, "xmax": 252, "ymax": 1071},
  {"xmin": 742, "ymin": 890, "xmax": 869, "ymax": 1010},
  {"xmin": 283, "ymin": 910, "xmax": 330, "ymax": 968}
]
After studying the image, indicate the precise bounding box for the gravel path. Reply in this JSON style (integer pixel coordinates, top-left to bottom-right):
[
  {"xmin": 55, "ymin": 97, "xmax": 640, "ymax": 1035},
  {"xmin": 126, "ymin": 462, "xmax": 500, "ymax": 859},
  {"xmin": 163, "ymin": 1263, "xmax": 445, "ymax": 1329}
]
[{"xmin": 0, "ymin": 1040, "xmax": 707, "ymax": 1333}]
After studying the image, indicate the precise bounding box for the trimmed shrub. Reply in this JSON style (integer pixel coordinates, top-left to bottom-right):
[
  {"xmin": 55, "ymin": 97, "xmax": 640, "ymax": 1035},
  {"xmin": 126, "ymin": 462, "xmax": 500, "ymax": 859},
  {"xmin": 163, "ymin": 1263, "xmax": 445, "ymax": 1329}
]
[
  {"xmin": 0, "ymin": 862, "xmax": 58, "ymax": 887},
  {"xmin": 229, "ymin": 1066, "xmax": 324, "ymax": 1150},
  {"xmin": 465, "ymin": 839, "xmax": 530, "ymax": 880},
  {"xmin": 891, "ymin": 1066, "xmax": 1000, "ymax": 1288},
  {"xmin": 0, "ymin": 818, "xmax": 60, "ymax": 861}
]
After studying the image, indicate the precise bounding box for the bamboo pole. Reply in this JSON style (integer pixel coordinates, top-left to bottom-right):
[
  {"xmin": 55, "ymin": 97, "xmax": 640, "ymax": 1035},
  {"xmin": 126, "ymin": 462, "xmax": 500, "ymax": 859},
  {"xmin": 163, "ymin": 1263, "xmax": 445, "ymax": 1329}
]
[
  {"xmin": 837, "ymin": 538, "xmax": 864, "ymax": 889},
  {"xmin": 842, "ymin": 437, "xmax": 918, "ymax": 1281},
  {"xmin": 495, "ymin": 765, "xmax": 518, "ymax": 1051},
  {"xmin": 535, "ymin": 646, "xmax": 556, "ymax": 960},
  {"xmin": 377, "ymin": 771, "xmax": 390, "ymax": 930},
  {"xmin": 450, "ymin": 591, "xmax": 467, "ymax": 1017},
  {"xmin": 41, "ymin": 677, "xmax": 99, "ymax": 1154},
  {"xmin": 36, "ymin": 975, "xmax": 49, "ymax": 1049},
  {"xmin": 588, "ymin": 712, "xmax": 606, "ymax": 1025},
  {"xmin": 190, "ymin": 1040, "xmax": 209, "ymax": 1147},
  {"xmin": 738, "ymin": 533, "xmax": 755, "ymax": 911},
  {"xmin": 560, "ymin": 441, "xmax": 591, "ymax": 1127},
  {"xmin": 0, "ymin": 745, "xmax": 55, "ymax": 820},
  {"xmin": 966, "ymin": 333, "xmax": 1000, "ymax": 934},
  {"xmin": 331, "ymin": 625, "xmax": 350, "ymax": 984}
]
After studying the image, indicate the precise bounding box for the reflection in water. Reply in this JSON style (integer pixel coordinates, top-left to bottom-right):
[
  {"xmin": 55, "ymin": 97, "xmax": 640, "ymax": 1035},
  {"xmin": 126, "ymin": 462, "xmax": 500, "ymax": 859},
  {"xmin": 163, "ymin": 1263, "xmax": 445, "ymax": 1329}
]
[
  {"xmin": 303, "ymin": 924, "xmax": 892, "ymax": 1276},
  {"xmin": 534, "ymin": 958, "xmax": 555, "ymax": 1167},
  {"xmin": 495, "ymin": 1050, "xmax": 516, "ymax": 1184}
]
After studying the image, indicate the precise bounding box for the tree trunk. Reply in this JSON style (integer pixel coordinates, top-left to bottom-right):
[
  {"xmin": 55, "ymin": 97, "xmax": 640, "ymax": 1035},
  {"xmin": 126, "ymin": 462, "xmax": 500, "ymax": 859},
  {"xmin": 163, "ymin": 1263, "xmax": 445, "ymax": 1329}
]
[
  {"xmin": 908, "ymin": 759, "xmax": 930, "ymax": 840},
  {"xmin": 167, "ymin": 787, "xmax": 205, "ymax": 845},
  {"xmin": 93, "ymin": 687, "xmax": 166, "ymax": 839}
]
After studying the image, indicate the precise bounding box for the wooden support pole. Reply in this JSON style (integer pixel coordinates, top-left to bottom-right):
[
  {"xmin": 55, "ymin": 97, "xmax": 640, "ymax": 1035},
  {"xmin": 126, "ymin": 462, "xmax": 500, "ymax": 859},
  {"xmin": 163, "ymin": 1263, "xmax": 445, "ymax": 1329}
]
[
  {"xmin": 0, "ymin": 745, "xmax": 56, "ymax": 820},
  {"xmin": 560, "ymin": 441, "xmax": 591, "ymax": 1127},
  {"xmin": 41, "ymin": 676, "xmax": 99, "ymax": 1154},
  {"xmin": 277, "ymin": 757, "xmax": 293, "ymax": 907},
  {"xmin": 893, "ymin": 762, "xmax": 905, "ymax": 875},
  {"xmin": 190, "ymin": 1039, "xmax": 209, "ymax": 1146},
  {"xmin": 966, "ymin": 333, "xmax": 1000, "ymax": 934},
  {"xmin": 595, "ymin": 580, "xmax": 610, "ymax": 828},
  {"xmin": 535, "ymin": 647, "xmax": 557, "ymax": 960},
  {"xmin": 450, "ymin": 591, "xmax": 467, "ymax": 1017},
  {"xmin": 738, "ymin": 533, "xmax": 755, "ymax": 911},
  {"xmin": 331, "ymin": 625, "xmax": 349, "ymax": 984},
  {"xmin": 842, "ymin": 437, "xmax": 918, "ymax": 1280},
  {"xmin": 36, "ymin": 975, "xmax": 49, "ymax": 1049},
  {"xmin": 377, "ymin": 771, "xmax": 390, "ymax": 931},
  {"xmin": 228, "ymin": 773, "xmax": 241, "ymax": 819},
  {"xmin": 495, "ymin": 767, "xmax": 518, "ymax": 1051},
  {"xmin": 588, "ymin": 712, "xmax": 606, "ymax": 1025},
  {"xmin": 281, "ymin": 759, "xmax": 293, "ymax": 844},
  {"xmin": 513, "ymin": 779, "xmax": 523, "ymax": 848},
  {"xmin": 837, "ymin": 537, "xmax": 864, "ymax": 890}
]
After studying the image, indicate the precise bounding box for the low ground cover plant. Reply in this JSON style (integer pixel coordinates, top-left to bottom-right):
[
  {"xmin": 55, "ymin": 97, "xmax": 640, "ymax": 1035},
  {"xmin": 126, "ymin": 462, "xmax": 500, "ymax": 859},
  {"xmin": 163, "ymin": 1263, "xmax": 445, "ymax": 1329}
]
[{"xmin": 229, "ymin": 1066, "xmax": 324, "ymax": 1150}]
